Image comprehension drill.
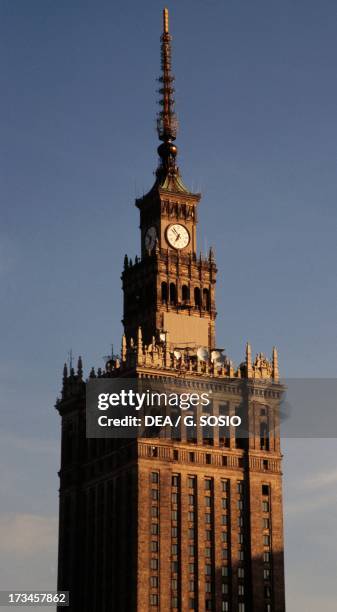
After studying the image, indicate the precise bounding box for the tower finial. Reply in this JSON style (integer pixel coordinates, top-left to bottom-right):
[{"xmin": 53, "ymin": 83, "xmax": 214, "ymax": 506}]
[{"xmin": 157, "ymin": 8, "xmax": 179, "ymax": 177}]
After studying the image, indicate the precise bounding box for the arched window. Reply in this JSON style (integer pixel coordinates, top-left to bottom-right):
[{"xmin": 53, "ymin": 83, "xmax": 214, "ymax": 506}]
[
  {"xmin": 161, "ymin": 282, "xmax": 168, "ymax": 303},
  {"xmin": 170, "ymin": 283, "xmax": 176, "ymax": 304},
  {"xmin": 194, "ymin": 287, "xmax": 201, "ymax": 307},
  {"xmin": 203, "ymin": 288, "xmax": 210, "ymax": 311},
  {"xmin": 182, "ymin": 285, "xmax": 190, "ymax": 303},
  {"xmin": 260, "ymin": 422, "xmax": 269, "ymax": 451}
]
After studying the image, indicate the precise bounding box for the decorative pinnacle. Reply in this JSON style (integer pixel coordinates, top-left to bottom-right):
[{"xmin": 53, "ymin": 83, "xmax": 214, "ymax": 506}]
[{"xmin": 156, "ymin": 8, "xmax": 179, "ymax": 175}]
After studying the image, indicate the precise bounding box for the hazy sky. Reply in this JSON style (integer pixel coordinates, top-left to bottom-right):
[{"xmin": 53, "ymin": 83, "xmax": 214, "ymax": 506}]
[{"xmin": 0, "ymin": 1, "xmax": 336, "ymax": 610}]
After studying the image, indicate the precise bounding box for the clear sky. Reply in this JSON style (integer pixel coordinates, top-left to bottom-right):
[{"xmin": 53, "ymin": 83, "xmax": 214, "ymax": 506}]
[{"xmin": 0, "ymin": 1, "xmax": 336, "ymax": 610}]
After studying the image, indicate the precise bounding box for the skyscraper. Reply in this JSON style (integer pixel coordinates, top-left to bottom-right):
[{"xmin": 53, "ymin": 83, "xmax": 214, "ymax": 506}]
[{"xmin": 56, "ymin": 9, "xmax": 285, "ymax": 611}]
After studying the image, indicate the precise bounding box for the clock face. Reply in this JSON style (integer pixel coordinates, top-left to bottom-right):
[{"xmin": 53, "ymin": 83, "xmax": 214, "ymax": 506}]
[
  {"xmin": 166, "ymin": 224, "xmax": 190, "ymax": 250},
  {"xmin": 144, "ymin": 226, "xmax": 157, "ymax": 251}
]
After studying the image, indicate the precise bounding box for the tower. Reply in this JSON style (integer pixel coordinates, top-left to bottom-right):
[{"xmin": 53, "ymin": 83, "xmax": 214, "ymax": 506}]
[{"xmin": 56, "ymin": 9, "xmax": 285, "ymax": 612}]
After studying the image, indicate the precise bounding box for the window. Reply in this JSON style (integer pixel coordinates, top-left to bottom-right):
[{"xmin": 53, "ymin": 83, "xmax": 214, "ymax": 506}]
[
  {"xmin": 189, "ymin": 599, "xmax": 195, "ymax": 609},
  {"xmin": 189, "ymin": 563, "xmax": 194, "ymax": 574},
  {"xmin": 151, "ymin": 541, "xmax": 158, "ymax": 552},
  {"xmin": 182, "ymin": 284, "xmax": 190, "ymax": 302},
  {"xmin": 205, "ymin": 479, "xmax": 212, "ymax": 490},
  {"xmin": 238, "ymin": 604, "xmax": 245, "ymax": 612},
  {"xmin": 221, "ymin": 603, "xmax": 229, "ymax": 612},
  {"xmin": 263, "ymin": 460, "xmax": 269, "ymax": 470},
  {"xmin": 221, "ymin": 532, "xmax": 227, "ymax": 543},
  {"xmin": 172, "ymin": 510, "xmax": 178, "ymax": 521},
  {"xmin": 194, "ymin": 287, "xmax": 201, "ymax": 307},
  {"xmin": 222, "ymin": 584, "xmax": 229, "ymax": 595},
  {"xmin": 205, "ymin": 513, "xmax": 211, "ymax": 524},
  {"xmin": 172, "ymin": 579, "xmax": 177, "ymax": 590},
  {"xmin": 189, "ymin": 545, "xmax": 195, "ymax": 556},
  {"xmin": 189, "ymin": 528, "xmax": 195, "ymax": 539},
  {"xmin": 170, "ymin": 283, "xmax": 176, "ymax": 304},
  {"xmin": 237, "ymin": 500, "xmax": 243, "ymax": 510},
  {"xmin": 263, "ymin": 518, "xmax": 270, "ymax": 529},
  {"xmin": 206, "ymin": 453, "xmax": 211, "ymax": 464},
  {"xmin": 222, "ymin": 549, "xmax": 228, "ymax": 560},
  {"xmin": 173, "ymin": 450, "xmax": 179, "ymax": 460},
  {"xmin": 205, "ymin": 582, "xmax": 211, "ymax": 593},
  {"xmin": 265, "ymin": 605, "xmax": 271, "ymax": 612},
  {"xmin": 189, "ymin": 581, "xmax": 195, "ymax": 592},
  {"xmin": 172, "ymin": 561, "xmax": 178, "ymax": 573},
  {"xmin": 171, "ymin": 597, "xmax": 178, "ymax": 608},
  {"xmin": 151, "ymin": 523, "xmax": 159, "ymax": 535},
  {"xmin": 237, "ymin": 482, "xmax": 243, "ymax": 494},
  {"xmin": 203, "ymin": 288, "xmax": 210, "ymax": 311},
  {"xmin": 206, "ymin": 600, "xmax": 212, "ymax": 611},
  {"xmin": 262, "ymin": 484, "xmax": 270, "ymax": 496},
  {"xmin": 150, "ymin": 594, "xmax": 158, "ymax": 606},
  {"xmin": 221, "ymin": 480, "xmax": 227, "ymax": 492},
  {"xmin": 150, "ymin": 576, "xmax": 158, "ymax": 588},
  {"xmin": 239, "ymin": 550, "xmax": 244, "ymax": 561},
  {"xmin": 172, "ymin": 527, "xmax": 178, "ymax": 538},
  {"xmin": 238, "ymin": 533, "xmax": 243, "ymax": 544},
  {"xmin": 172, "ymin": 492, "xmax": 178, "ymax": 504},
  {"xmin": 238, "ymin": 568, "xmax": 245, "ymax": 578},
  {"xmin": 188, "ymin": 477, "xmax": 195, "ymax": 488},
  {"xmin": 161, "ymin": 282, "xmax": 168, "ymax": 303},
  {"xmin": 221, "ymin": 515, "xmax": 228, "ymax": 525},
  {"xmin": 264, "ymin": 569, "xmax": 270, "ymax": 580},
  {"xmin": 205, "ymin": 564, "xmax": 212, "ymax": 576},
  {"xmin": 205, "ymin": 547, "xmax": 211, "ymax": 557},
  {"xmin": 189, "ymin": 495, "xmax": 195, "ymax": 505},
  {"xmin": 151, "ymin": 506, "xmax": 158, "ymax": 518},
  {"xmin": 205, "ymin": 497, "xmax": 211, "ymax": 507},
  {"xmin": 151, "ymin": 489, "xmax": 158, "ymax": 501},
  {"xmin": 264, "ymin": 586, "xmax": 271, "ymax": 598},
  {"xmin": 222, "ymin": 498, "xmax": 227, "ymax": 509},
  {"xmin": 238, "ymin": 584, "xmax": 244, "ymax": 596},
  {"xmin": 172, "ymin": 544, "xmax": 178, "ymax": 555},
  {"xmin": 188, "ymin": 511, "xmax": 195, "ymax": 522},
  {"xmin": 221, "ymin": 566, "xmax": 229, "ymax": 577},
  {"xmin": 172, "ymin": 475, "xmax": 179, "ymax": 487},
  {"xmin": 263, "ymin": 535, "xmax": 270, "ymax": 546},
  {"xmin": 189, "ymin": 452, "xmax": 195, "ymax": 462},
  {"xmin": 238, "ymin": 516, "xmax": 243, "ymax": 527},
  {"xmin": 262, "ymin": 501, "xmax": 269, "ymax": 512},
  {"xmin": 206, "ymin": 530, "xmax": 211, "ymax": 541},
  {"xmin": 151, "ymin": 472, "xmax": 159, "ymax": 483},
  {"xmin": 263, "ymin": 552, "xmax": 270, "ymax": 563}
]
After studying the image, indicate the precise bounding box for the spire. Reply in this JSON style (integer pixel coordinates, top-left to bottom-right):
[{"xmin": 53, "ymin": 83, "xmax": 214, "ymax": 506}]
[
  {"xmin": 272, "ymin": 346, "xmax": 279, "ymax": 381},
  {"xmin": 156, "ymin": 8, "xmax": 179, "ymax": 179},
  {"xmin": 246, "ymin": 342, "xmax": 252, "ymax": 378}
]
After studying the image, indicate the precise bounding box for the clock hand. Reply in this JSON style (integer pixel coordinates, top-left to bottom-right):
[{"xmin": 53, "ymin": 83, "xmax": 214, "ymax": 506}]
[{"xmin": 175, "ymin": 234, "xmax": 181, "ymax": 242}]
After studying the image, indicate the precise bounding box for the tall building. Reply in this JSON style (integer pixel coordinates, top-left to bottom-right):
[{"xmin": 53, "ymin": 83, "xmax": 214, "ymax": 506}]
[{"xmin": 56, "ymin": 9, "xmax": 285, "ymax": 612}]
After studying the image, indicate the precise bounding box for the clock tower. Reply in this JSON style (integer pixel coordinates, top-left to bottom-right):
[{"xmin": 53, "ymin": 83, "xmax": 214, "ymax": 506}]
[{"xmin": 122, "ymin": 9, "xmax": 216, "ymax": 350}]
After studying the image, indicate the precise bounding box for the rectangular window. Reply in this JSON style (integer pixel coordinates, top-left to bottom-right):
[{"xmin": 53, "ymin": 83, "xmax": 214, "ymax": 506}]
[
  {"xmin": 206, "ymin": 530, "xmax": 211, "ymax": 541},
  {"xmin": 222, "ymin": 498, "xmax": 227, "ymax": 509},
  {"xmin": 221, "ymin": 480, "xmax": 227, "ymax": 492},
  {"xmin": 189, "ymin": 563, "xmax": 194, "ymax": 574},
  {"xmin": 238, "ymin": 568, "xmax": 244, "ymax": 578},
  {"xmin": 172, "ymin": 544, "xmax": 178, "ymax": 555},
  {"xmin": 152, "ymin": 489, "xmax": 159, "ymax": 501},
  {"xmin": 238, "ymin": 604, "xmax": 245, "ymax": 612},
  {"xmin": 205, "ymin": 547, "xmax": 211, "ymax": 557},
  {"xmin": 263, "ymin": 535, "xmax": 270, "ymax": 546},
  {"xmin": 189, "ymin": 545, "xmax": 195, "ymax": 556},
  {"xmin": 189, "ymin": 580, "xmax": 195, "ymax": 592},
  {"xmin": 150, "ymin": 594, "xmax": 158, "ymax": 606},
  {"xmin": 171, "ymin": 579, "xmax": 177, "ymax": 590},
  {"xmin": 188, "ymin": 511, "xmax": 195, "ymax": 522},
  {"xmin": 262, "ymin": 484, "xmax": 270, "ymax": 496},
  {"xmin": 238, "ymin": 533, "xmax": 243, "ymax": 544},
  {"xmin": 206, "ymin": 600, "xmax": 212, "ymax": 610},
  {"xmin": 172, "ymin": 527, "xmax": 178, "ymax": 538},
  {"xmin": 189, "ymin": 452, "xmax": 195, "ymax": 462},
  {"xmin": 173, "ymin": 450, "xmax": 179, "ymax": 460},
  {"xmin": 189, "ymin": 494, "xmax": 195, "ymax": 505},
  {"xmin": 262, "ymin": 501, "xmax": 269, "ymax": 512},
  {"xmin": 151, "ymin": 506, "xmax": 158, "ymax": 518},
  {"xmin": 238, "ymin": 516, "xmax": 243, "ymax": 527},
  {"xmin": 151, "ymin": 472, "xmax": 159, "ymax": 483},
  {"xmin": 237, "ymin": 500, "xmax": 243, "ymax": 510},
  {"xmin": 221, "ymin": 531, "xmax": 228, "ymax": 542},
  {"xmin": 151, "ymin": 523, "xmax": 159, "ymax": 535},
  {"xmin": 171, "ymin": 597, "xmax": 178, "ymax": 608},
  {"xmin": 205, "ymin": 513, "xmax": 211, "ymax": 524},
  {"xmin": 205, "ymin": 564, "xmax": 212, "ymax": 575},
  {"xmin": 222, "ymin": 583, "xmax": 229, "ymax": 595},
  {"xmin": 238, "ymin": 585, "xmax": 244, "ymax": 596},
  {"xmin": 237, "ymin": 482, "xmax": 243, "ymax": 494},
  {"xmin": 189, "ymin": 528, "xmax": 194, "ymax": 539},
  {"xmin": 263, "ymin": 552, "xmax": 270, "ymax": 563},
  {"xmin": 150, "ymin": 576, "xmax": 158, "ymax": 588},
  {"xmin": 221, "ymin": 603, "xmax": 229, "ymax": 612},
  {"xmin": 222, "ymin": 548, "xmax": 228, "ymax": 560},
  {"xmin": 150, "ymin": 558, "xmax": 158, "ymax": 570},
  {"xmin": 172, "ymin": 474, "xmax": 179, "ymax": 487},
  {"xmin": 221, "ymin": 566, "xmax": 229, "ymax": 577},
  {"xmin": 205, "ymin": 582, "xmax": 211, "ymax": 593},
  {"xmin": 188, "ymin": 477, "xmax": 195, "ymax": 488},
  {"xmin": 239, "ymin": 550, "xmax": 244, "ymax": 561},
  {"xmin": 172, "ymin": 492, "xmax": 178, "ymax": 504},
  {"xmin": 189, "ymin": 599, "xmax": 195, "ymax": 609},
  {"xmin": 221, "ymin": 515, "xmax": 228, "ymax": 525},
  {"xmin": 263, "ymin": 518, "xmax": 270, "ymax": 529},
  {"xmin": 206, "ymin": 454, "xmax": 211, "ymax": 464},
  {"xmin": 205, "ymin": 497, "xmax": 211, "ymax": 507},
  {"xmin": 172, "ymin": 561, "xmax": 178, "ymax": 573},
  {"xmin": 172, "ymin": 510, "xmax": 178, "ymax": 521},
  {"xmin": 264, "ymin": 569, "xmax": 270, "ymax": 580},
  {"xmin": 205, "ymin": 479, "xmax": 212, "ymax": 490},
  {"xmin": 151, "ymin": 541, "xmax": 158, "ymax": 552}
]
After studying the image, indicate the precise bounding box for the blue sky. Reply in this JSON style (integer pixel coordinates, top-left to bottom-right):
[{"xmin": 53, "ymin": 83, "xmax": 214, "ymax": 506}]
[{"xmin": 0, "ymin": 1, "xmax": 336, "ymax": 609}]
